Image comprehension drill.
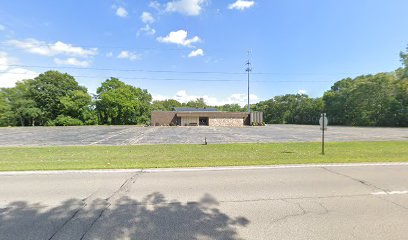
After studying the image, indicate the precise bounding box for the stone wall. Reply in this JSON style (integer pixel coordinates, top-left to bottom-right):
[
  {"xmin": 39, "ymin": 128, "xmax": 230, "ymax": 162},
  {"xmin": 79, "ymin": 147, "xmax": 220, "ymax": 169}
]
[{"xmin": 209, "ymin": 118, "xmax": 244, "ymax": 127}]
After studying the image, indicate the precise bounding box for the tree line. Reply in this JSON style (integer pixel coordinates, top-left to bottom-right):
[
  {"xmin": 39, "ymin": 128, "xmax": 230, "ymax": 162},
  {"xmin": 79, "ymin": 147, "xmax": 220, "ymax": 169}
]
[{"xmin": 1, "ymin": 48, "xmax": 407, "ymax": 127}]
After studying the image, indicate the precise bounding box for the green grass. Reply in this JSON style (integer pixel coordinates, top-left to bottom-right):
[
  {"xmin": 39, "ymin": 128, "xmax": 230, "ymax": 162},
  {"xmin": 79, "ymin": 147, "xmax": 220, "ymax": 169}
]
[{"xmin": 0, "ymin": 141, "xmax": 407, "ymax": 171}]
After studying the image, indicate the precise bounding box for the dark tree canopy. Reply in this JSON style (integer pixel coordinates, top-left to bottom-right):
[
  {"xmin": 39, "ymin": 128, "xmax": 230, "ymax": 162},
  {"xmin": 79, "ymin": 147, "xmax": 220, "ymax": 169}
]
[
  {"xmin": 253, "ymin": 94, "xmax": 323, "ymax": 124},
  {"xmin": 29, "ymin": 71, "xmax": 87, "ymax": 121},
  {"xmin": 151, "ymin": 99, "xmax": 182, "ymax": 111},
  {"xmin": 323, "ymin": 73, "xmax": 407, "ymax": 126},
  {"xmin": 96, "ymin": 77, "xmax": 152, "ymax": 125}
]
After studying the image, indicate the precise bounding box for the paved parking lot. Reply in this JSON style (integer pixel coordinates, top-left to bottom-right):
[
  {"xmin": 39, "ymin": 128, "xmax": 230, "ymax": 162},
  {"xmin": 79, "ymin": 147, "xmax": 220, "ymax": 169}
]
[{"xmin": 0, "ymin": 125, "xmax": 407, "ymax": 146}]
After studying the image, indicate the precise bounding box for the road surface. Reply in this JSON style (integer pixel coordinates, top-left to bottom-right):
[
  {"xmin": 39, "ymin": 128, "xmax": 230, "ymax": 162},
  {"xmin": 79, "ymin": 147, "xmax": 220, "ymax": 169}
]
[
  {"xmin": 0, "ymin": 164, "xmax": 408, "ymax": 240},
  {"xmin": 0, "ymin": 125, "xmax": 407, "ymax": 146}
]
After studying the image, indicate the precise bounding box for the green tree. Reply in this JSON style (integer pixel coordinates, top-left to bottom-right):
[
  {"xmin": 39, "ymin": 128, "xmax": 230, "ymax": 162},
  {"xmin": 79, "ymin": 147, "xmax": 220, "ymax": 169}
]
[
  {"xmin": 3, "ymin": 81, "xmax": 43, "ymax": 126},
  {"xmin": 323, "ymin": 78, "xmax": 354, "ymax": 125},
  {"xmin": 400, "ymin": 46, "xmax": 408, "ymax": 78},
  {"xmin": 0, "ymin": 90, "xmax": 13, "ymax": 126},
  {"xmin": 29, "ymin": 71, "xmax": 88, "ymax": 121},
  {"xmin": 323, "ymin": 73, "xmax": 406, "ymax": 126},
  {"xmin": 218, "ymin": 104, "xmax": 243, "ymax": 112},
  {"xmin": 347, "ymin": 74, "xmax": 400, "ymax": 126},
  {"xmin": 185, "ymin": 98, "xmax": 207, "ymax": 108},
  {"xmin": 253, "ymin": 94, "xmax": 322, "ymax": 124},
  {"xmin": 60, "ymin": 90, "xmax": 92, "ymax": 121},
  {"xmin": 151, "ymin": 99, "xmax": 182, "ymax": 111},
  {"xmin": 96, "ymin": 77, "xmax": 152, "ymax": 125}
]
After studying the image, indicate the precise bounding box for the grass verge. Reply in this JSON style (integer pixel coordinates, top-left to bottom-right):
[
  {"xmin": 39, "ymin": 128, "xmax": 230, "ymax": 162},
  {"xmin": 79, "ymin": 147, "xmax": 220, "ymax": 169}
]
[{"xmin": 0, "ymin": 141, "xmax": 407, "ymax": 171}]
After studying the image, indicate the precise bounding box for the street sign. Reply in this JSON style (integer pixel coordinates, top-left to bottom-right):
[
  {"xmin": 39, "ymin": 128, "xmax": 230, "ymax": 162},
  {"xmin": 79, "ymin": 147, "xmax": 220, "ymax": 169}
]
[{"xmin": 319, "ymin": 115, "xmax": 328, "ymax": 130}]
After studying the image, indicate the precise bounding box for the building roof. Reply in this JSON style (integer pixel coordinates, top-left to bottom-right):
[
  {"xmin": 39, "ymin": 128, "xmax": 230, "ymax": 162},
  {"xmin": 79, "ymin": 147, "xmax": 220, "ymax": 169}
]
[
  {"xmin": 176, "ymin": 112, "xmax": 249, "ymax": 118},
  {"xmin": 173, "ymin": 107, "xmax": 218, "ymax": 112}
]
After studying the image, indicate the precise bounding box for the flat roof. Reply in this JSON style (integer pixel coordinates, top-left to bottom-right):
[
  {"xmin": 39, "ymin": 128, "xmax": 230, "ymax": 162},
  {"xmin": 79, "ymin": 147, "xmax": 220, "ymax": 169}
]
[
  {"xmin": 173, "ymin": 107, "xmax": 218, "ymax": 112},
  {"xmin": 176, "ymin": 112, "xmax": 249, "ymax": 118}
]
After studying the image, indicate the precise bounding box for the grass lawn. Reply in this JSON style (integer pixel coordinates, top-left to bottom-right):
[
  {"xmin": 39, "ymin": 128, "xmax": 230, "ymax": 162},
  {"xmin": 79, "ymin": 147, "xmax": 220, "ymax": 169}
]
[{"xmin": 0, "ymin": 141, "xmax": 407, "ymax": 171}]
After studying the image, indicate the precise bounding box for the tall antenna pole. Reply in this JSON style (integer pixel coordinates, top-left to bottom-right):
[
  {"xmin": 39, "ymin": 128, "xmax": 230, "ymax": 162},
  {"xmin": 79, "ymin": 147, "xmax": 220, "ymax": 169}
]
[{"xmin": 245, "ymin": 50, "xmax": 252, "ymax": 113}]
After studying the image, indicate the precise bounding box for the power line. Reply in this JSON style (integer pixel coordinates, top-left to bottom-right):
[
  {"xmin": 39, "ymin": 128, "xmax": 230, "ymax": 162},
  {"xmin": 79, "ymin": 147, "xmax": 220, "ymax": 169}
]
[
  {"xmin": 0, "ymin": 64, "xmax": 364, "ymax": 76},
  {"xmin": 0, "ymin": 71, "xmax": 336, "ymax": 83},
  {"xmin": 2, "ymin": 64, "xmax": 246, "ymax": 75}
]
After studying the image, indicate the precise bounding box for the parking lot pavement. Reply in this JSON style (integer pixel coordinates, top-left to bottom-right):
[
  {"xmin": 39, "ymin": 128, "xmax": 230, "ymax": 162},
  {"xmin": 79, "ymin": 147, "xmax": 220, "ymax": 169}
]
[{"xmin": 0, "ymin": 125, "xmax": 407, "ymax": 146}]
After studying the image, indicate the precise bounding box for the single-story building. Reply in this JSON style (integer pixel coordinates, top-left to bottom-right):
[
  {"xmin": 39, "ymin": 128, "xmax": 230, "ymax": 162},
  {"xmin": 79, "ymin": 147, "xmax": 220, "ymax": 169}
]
[{"xmin": 151, "ymin": 108, "xmax": 263, "ymax": 127}]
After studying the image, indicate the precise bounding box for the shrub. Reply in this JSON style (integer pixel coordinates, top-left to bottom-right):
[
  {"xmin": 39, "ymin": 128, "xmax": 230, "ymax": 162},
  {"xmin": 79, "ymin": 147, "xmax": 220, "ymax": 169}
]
[{"xmin": 53, "ymin": 115, "xmax": 83, "ymax": 126}]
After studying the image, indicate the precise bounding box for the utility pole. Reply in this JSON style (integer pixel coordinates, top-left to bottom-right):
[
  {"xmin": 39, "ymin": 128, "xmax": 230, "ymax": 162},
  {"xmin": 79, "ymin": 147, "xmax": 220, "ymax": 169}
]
[{"xmin": 245, "ymin": 50, "xmax": 252, "ymax": 113}]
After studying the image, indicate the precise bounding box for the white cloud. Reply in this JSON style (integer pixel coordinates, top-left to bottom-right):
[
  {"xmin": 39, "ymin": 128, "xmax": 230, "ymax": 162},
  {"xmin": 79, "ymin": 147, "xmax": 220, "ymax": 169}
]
[
  {"xmin": 7, "ymin": 39, "xmax": 98, "ymax": 58},
  {"xmin": 106, "ymin": 52, "xmax": 113, "ymax": 57},
  {"xmin": 0, "ymin": 52, "xmax": 11, "ymax": 71},
  {"xmin": 153, "ymin": 90, "xmax": 260, "ymax": 106},
  {"xmin": 0, "ymin": 24, "xmax": 5, "ymax": 31},
  {"xmin": 157, "ymin": 30, "xmax": 200, "ymax": 47},
  {"xmin": 139, "ymin": 24, "xmax": 156, "ymax": 36},
  {"xmin": 188, "ymin": 48, "xmax": 204, "ymax": 58},
  {"xmin": 116, "ymin": 7, "xmax": 128, "ymax": 17},
  {"xmin": 228, "ymin": 0, "xmax": 255, "ymax": 10},
  {"xmin": 225, "ymin": 93, "xmax": 259, "ymax": 106},
  {"xmin": 0, "ymin": 51, "xmax": 38, "ymax": 88},
  {"xmin": 0, "ymin": 68, "xmax": 38, "ymax": 88},
  {"xmin": 149, "ymin": 1, "xmax": 162, "ymax": 12},
  {"xmin": 165, "ymin": 0, "xmax": 207, "ymax": 16},
  {"xmin": 298, "ymin": 89, "xmax": 307, "ymax": 95},
  {"xmin": 141, "ymin": 12, "xmax": 155, "ymax": 24},
  {"xmin": 117, "ymin": 51, "xmax": 141, "ymax": 61},
  {"xmin": 54, "ymin": 57, "xmax": 91, "ymax": 67}
]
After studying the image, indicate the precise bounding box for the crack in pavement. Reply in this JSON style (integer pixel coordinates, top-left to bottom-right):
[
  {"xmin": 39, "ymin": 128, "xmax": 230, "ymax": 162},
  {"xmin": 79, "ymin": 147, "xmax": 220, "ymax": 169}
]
[
  {"xmin": 47, "ymin": 171, "xmax": 143, "ymax": 240},
  {"xmin": 217, "ymin": 193, "xmax": 378, "ymax": 204},
  {"xmin": 47, "ymin": 191, "xmax": 98, "ymax": 240},
  {"xmin": 321, "ymin": 167, "xmax": 388, "ymax": 192},
  {"xmin": 322, "ymin": 167, "xmax": 408, "ymax": 212},
  {"xmin": 315, "ymin": 201, "xmax": 329, "ymax": 215},
  {"xmin": 78, "ymin": 171, "xmax": 143, "ymax": 240},
  {"xmin": 79, "ymin": 205, "xmax": 108, "ymax": 240},
  {"xmin": 263, "ymin": 199, "xmax": 307, "ymax": 237},
  {"xmin": 374, "ymin": 195, "xmax": 408, "ymax": 211},
  {"xmin": 117, "ymin": 192, "xmax": 403, "ymax": 207},
  {"xmin": 275, "ymin": 199, "xmax": 307, "ymax": 222},
  {"xmin": 47, "ymin": 202, "xmax": 87, "ymax": 240}
]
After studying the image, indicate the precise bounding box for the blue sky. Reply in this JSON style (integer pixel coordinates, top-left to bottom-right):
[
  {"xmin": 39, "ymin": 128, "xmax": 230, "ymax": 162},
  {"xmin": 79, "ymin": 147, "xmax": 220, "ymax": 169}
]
[{"xmin": 1, "ymin": 0, "xmax": 408, "ymax": 105}]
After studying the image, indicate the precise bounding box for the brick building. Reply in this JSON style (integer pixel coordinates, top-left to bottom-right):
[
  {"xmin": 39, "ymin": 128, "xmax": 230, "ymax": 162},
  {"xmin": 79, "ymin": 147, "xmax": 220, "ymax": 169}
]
[{"xmin": 151, "ymin": 108, "xmax": 263, "ymax": 127}]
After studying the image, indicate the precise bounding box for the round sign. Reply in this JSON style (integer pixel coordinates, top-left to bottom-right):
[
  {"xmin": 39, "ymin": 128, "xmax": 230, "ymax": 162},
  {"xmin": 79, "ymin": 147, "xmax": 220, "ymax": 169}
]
[{"xmin": 319, "ymin": 115, "xmax": 328, "ymax": 130}]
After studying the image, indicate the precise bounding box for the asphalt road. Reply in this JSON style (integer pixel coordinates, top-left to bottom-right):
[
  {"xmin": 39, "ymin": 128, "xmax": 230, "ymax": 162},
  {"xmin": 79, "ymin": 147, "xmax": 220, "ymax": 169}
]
[
  {"xmin": 0, "ymin": 125, "xmax": 407, "ymax": 146},
  {"xmin": 1, "ymin": 164, "xmax": 408, "ymax": 240}
]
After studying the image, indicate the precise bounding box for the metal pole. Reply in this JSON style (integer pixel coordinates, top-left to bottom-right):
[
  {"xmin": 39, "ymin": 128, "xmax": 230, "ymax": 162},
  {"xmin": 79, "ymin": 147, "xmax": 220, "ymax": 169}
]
[
  {"xmin": 247, "ymin": 65, "xmax": 250, "ymax": 113},
  {"xmin": 322, "ymin": 113, "xmax": 325, "ymax": 155}
]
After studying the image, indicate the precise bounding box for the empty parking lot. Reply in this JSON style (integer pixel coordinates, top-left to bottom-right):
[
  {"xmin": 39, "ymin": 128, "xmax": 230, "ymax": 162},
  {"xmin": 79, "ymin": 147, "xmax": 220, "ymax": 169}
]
[{"xmin": 0, "ymin": 125, "xmax": 407, "ymax": 147}]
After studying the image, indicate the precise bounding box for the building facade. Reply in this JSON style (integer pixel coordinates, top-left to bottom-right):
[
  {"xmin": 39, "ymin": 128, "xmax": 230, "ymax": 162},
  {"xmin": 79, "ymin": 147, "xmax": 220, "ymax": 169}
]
[{"xmin": 151, "ymin": 108, "xmax": 263, "ymax": 127}]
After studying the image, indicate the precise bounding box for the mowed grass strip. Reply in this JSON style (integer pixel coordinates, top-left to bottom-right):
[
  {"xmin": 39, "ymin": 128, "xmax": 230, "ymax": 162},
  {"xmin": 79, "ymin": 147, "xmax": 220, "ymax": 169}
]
[{"xmin": 0, "ymin": 141, "xmax": 407, "ymax": 171}]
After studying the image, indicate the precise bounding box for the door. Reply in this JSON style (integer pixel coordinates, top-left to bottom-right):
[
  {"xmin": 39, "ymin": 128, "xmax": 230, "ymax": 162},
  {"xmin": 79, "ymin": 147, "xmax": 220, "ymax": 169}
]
[{"xmin": 199, "ymin": 117, "xmax": 209, "ymax": 126}]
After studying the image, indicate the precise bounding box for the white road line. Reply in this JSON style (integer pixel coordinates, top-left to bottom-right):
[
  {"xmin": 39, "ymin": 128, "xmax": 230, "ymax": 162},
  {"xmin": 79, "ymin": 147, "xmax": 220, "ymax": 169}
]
[
  {"xmin": 89, "ymin": 128, "xmax": 133, "ymax": 145},
  {"xmin": 0, "ymin": 162, "xmax": 408, "ymax": 176},
  {"xmin": 371, "ymin": 191, "xmax": 408, "ymax": 195}
]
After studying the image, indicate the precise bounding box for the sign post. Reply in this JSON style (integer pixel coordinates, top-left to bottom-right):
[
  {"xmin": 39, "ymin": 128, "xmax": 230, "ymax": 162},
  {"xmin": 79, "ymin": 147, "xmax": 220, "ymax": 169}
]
[{"xmin": 319, "ymin": 113, "xmax": 328, "ymax": 155}]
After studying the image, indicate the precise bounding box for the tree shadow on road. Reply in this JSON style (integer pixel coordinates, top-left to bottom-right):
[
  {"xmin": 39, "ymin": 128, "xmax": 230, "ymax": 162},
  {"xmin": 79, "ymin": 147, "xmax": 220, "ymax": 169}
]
[{"xmin": 0, "ymin": 193, "xmax": 249, "ymax": 240}]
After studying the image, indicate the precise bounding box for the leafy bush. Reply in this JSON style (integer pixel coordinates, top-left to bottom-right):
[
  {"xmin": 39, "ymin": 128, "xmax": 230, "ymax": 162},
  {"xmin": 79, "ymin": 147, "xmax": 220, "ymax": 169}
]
[{"xmin": 53, "ymin": 115, "xmax": 83, "ymax": 126}]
